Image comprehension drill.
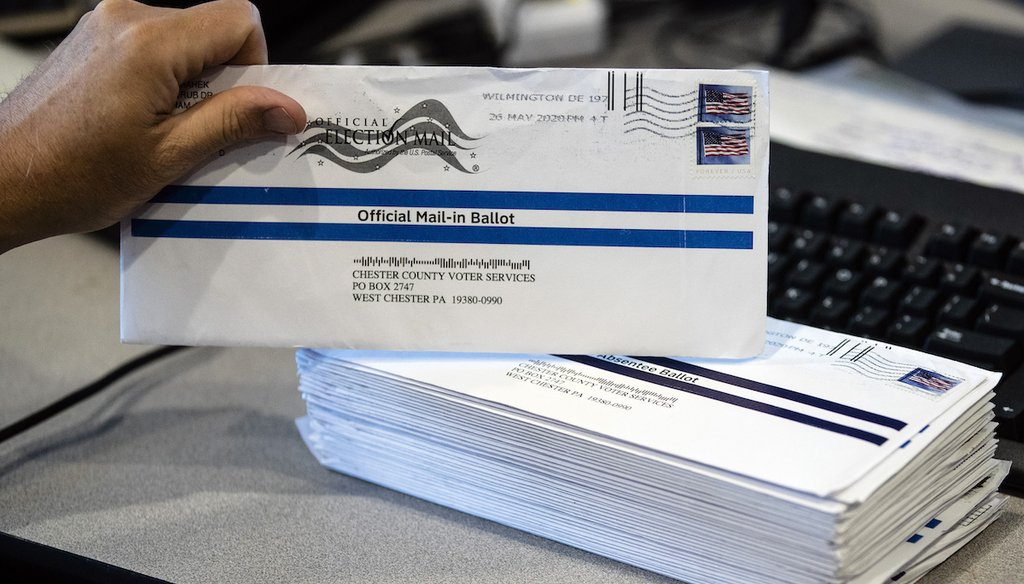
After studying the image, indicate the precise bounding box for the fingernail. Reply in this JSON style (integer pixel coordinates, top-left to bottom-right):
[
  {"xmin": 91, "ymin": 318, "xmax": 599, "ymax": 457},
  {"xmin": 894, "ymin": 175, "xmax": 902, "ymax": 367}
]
[{"xmin": 263, "ymin": 107, "xmax": 299, "ymax": 134}]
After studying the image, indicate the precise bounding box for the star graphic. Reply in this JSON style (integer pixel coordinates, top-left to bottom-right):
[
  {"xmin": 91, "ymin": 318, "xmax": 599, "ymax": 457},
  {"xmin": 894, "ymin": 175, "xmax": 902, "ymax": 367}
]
[
  {"xmin": 469, "ymin": 152, "xmax": 477, "ymax": 159},
  {"xmin": 443, "ymin": 165, "xmax": 450, "ymax": 172},
  {"xmin": 394, "ymin": 107, "xmax": 401, "ymax": 114},
  {"xmin": 317, "ymin": 160, "xmax": 324, "ymax": 166}
]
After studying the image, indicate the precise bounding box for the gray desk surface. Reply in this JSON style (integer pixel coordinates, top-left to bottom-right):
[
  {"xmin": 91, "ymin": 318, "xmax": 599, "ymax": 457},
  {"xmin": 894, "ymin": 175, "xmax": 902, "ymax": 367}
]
[{"xmin": 2, "ymin": 234, "xmax": 1024, "ymax": 583}]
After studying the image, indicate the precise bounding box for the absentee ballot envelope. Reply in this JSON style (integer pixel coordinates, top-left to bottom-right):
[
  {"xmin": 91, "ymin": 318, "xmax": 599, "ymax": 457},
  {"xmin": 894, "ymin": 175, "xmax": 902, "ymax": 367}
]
[{"xmin": 121, "ymin": 66, "xmax": 769, "ymax": 354}]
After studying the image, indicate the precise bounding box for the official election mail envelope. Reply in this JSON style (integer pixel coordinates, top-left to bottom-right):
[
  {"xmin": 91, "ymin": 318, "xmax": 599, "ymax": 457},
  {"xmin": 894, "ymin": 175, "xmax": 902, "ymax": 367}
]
[{"xmin": 121, "ymin": 66, "xmax": 769, "ymax": 355}]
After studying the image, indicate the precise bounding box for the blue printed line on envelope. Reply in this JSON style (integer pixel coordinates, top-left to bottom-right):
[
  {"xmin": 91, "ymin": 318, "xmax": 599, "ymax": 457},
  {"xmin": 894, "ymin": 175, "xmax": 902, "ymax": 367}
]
[
  {"xmin": 151, "ymin": 186, "xmax": 754, "ymax": 214},
  {"xmin": 557, "ymin": 354, "xmax": 891, "ymax": 445},
  {"xmin": 131, "ymin": 220, "xmax": 754, "ymax": 249},
  {"xmin": 636, "ymin": 357, "xmax": 907, "ymax": 431}
]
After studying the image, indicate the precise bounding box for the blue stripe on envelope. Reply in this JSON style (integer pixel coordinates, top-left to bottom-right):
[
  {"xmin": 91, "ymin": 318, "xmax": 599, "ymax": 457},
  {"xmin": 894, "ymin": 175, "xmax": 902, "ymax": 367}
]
[
  {"xmin": 556, "ymin": 355, "xmax": 890, "ymax": 446},
  {"xmin": 151, "ymin": 185, "xmax": 754, "ymax": 214},
  {"xmin": 130, "ymin": 220, "xmax": 753, "ymax": 249},
  {"xmin": 636, "ymin": 357, "xmax": 907, "ymax": 431}
]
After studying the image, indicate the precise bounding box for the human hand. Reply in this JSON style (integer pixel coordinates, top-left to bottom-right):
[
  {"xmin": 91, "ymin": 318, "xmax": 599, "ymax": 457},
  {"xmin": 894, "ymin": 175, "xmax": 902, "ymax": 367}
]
[{"xmin": 0, "ymin": 0, "xmax": 306, "ymax": 254}]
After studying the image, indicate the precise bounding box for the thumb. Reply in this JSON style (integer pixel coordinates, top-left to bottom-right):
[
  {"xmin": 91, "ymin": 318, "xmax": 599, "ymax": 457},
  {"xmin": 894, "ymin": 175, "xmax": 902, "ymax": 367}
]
[{"xmin": 158, "ymin": 85, "xmax": 305, "ymax": 178}]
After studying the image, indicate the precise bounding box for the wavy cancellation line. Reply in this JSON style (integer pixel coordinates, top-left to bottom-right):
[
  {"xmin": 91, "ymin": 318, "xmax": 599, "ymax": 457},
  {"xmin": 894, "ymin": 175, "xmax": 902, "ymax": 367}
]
[
  {"xmin": 626, "ymin": 86, "xmax": 697, "ymax": 100},
  {"xmin": 624, "ymin": 115, "xmax": 696, "ymax": 139},
  {"xmin": 847, "ymin": 355, "xmax": 920, "ymax": 375},
  {"xmin": 625, "ymin": 107, "xmax": 697, "ymax": 124},
  {"xmin": 624, "ymin": 117, "xmax": 695, "ymax": 132},
  {"xmin": 624, "ymin": 126, "xmax": 696, "ymax": 139},
  {"xmin": 626, "ymin": 102, "xmax": 698, "ymax": 117},
  {"xmin": 625, "ymin": 87, "xmax": 699, "ymax": 109},
  {"xmin": 831, "ymin": 363, "xmax": 896, "ymax": 382}
]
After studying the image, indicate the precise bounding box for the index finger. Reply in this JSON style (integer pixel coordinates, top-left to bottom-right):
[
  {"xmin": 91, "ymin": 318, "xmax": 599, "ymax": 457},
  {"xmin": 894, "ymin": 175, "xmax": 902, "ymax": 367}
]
[{"xmin": 166, "ymin": 0, "xmax": 269, "ymax": 83}]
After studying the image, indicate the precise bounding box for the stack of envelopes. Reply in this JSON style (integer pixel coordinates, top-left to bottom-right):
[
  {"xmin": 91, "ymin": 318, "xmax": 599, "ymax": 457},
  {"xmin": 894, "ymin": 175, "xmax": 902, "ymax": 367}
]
[{"xmin": 296, "ymin": 319, "xmax": 1008, "ymax": 584}]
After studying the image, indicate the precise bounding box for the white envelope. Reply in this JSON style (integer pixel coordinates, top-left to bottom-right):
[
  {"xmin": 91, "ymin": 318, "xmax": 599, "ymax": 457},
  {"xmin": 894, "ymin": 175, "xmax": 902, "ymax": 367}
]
[
  {"xmin": 294, "ymin": 318, "xmax": 1007, "ymax": 584},
  {"xmin": 304, "ymin": 319, "xmax": 1000, "ymax": 500},
  {"xmin": 121, "ymin": 65, "xmax": 769, "ymax": 355}
]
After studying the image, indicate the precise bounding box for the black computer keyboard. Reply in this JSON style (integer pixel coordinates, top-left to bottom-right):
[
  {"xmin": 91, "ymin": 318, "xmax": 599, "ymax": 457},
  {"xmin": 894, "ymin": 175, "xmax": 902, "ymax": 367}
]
[{"xmin": 769, "ymin": 143, "xmax": 1024, "ymax": 442}]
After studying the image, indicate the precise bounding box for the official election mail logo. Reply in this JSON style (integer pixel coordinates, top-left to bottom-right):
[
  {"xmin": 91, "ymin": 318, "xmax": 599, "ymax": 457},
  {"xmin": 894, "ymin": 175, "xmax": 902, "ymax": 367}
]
[
  {"xmin": 698, "ymin": 84, "xmax": 752, "ymax": 123},
  {"xmin": 697, "ymin": 127, "xmax": 750, "ymax": 165},
  {"xmin": 290, "ymin": 99, "xmax": 479, "ymax": 173},
  {"xmin": 898, "ymin": 368, "xmax": 962, "ymax": 394}
]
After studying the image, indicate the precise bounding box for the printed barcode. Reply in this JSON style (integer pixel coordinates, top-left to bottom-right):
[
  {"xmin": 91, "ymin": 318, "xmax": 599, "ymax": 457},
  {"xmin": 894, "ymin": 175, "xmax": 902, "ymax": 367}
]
[{"xmin": 354, "ymin": 256, "xmax": 532, "ymax": 270}]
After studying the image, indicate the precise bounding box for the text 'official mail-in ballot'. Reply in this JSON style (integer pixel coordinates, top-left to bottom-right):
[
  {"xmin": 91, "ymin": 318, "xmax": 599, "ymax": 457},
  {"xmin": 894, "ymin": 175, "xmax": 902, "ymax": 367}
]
[{"xmin": 121, "ymin": 66, "xmax": 769, "ymax": 355}]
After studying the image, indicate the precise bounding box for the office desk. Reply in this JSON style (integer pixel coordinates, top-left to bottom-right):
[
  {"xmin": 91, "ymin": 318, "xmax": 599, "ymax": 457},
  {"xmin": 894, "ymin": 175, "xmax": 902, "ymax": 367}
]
[{"xmin": 2, "ymin": 234, "xmax": 1024, "ymax": 583}]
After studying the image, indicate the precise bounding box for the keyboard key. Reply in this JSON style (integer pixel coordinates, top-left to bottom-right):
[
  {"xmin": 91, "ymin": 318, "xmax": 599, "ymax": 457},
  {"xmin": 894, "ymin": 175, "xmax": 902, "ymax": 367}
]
[
  {"xmin": 768, "ymin": 222, "xmax": 791, "ymax": 252},
  {"xmin": 874, "ymin": 210, "xmax": 922, "ymax": 248},
  {"xmin": 824, "ymin": 239, "xmax": 865, "ymax": 268},
  {"xmin": 903, "ymin": 256, "xmax": 942, "ymax": 286},
  {"xmin": 836, "ymin": 202, "xmax": 879, "ymax": 239},
  {"xmin": 939, "ymin": 263, "xmax": 980, "ymax": 296},
  {"xmin": 767, "ymin": 252, "xmax": 790, "ymax": 283},
  {"xmin": 938, "ymin": 295, "xmax": 981, "ymax": 327},
  {"xmin": 861, "ymin": 276, "xmax": 903, "ymax": 308},
  {"xmin": 822, "ymin": 268, "xmax": 865, "ymax": 298},
  {"xmin": 769, "ymin": 187, "xmax": 806, "ymax": 223},
  {"xmin": 967, "ymin": 232, "xmax": 1012, "ymax": 269},
  {"xmin": 863, "ymin": 248, "xmax": 903, "ymax": 276},
  {"xmin": 925, "ymin": 326, "xmax": 1022, "ymax": 371},
  {"xmin": 772, "ymin": 287, "xmax": 814, "ymax": 321},
  {"xmin": 978, "ymin": 305, "xmax": 1024, "ymax": 339},
  {"xmin": 785, "ymin": 259, "xmax": 827, "ymax": 291},
  {"xmin": 790, "ymin": 229, "xmax": 829, "ymax": 260},
  {"xmin": 1006, "ymin": 242, "xmax": 1024, "ymax": 275},
  {"xmin": 899, "ymin": 286, "xmax": 941, "ymax": 318},
  {"xmin": 800, "ymin": 195, "xmax": 843, "ymax": 230},
  {"xmin": 927, "ymin": 222, "xmax": 977, "ymax": 261},
  {"xmin": 810, "ymin": 296, "xmax": 853, "ymax": 330},
  {"xmin": 887, "ymin": 315, "xmax": 929, "ymax": 347},
  {"xmin": 848, "ymin": 305, "xmax": 891, "ymax": 338},
  {"xmin": 979, "ymin": 275, "xmax": 1024, "ymax": 310}
]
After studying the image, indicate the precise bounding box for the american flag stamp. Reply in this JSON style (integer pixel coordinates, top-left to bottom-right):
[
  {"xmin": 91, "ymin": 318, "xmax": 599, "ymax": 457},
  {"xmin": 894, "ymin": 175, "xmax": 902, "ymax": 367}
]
[
  {"xmin": 697, "ymin": 127, "xmax": 750, "ymax": 165},
  {"xmin": 898, "ymin": 368, "xmax": 962, "ymax": 394},
  {"xmin": 698, "ymin": 84, "xmax": 752, "ymax": 123}
]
